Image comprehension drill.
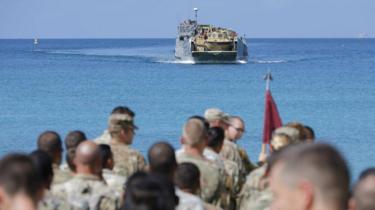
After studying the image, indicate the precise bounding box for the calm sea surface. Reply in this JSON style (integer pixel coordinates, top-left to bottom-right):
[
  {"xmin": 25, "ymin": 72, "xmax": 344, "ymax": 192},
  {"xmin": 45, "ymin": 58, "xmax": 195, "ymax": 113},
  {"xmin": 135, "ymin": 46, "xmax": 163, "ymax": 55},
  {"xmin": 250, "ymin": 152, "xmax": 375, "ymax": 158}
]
[{"xmin": 0, "ymin": 39, "xmax": 374, "ymax": 179}]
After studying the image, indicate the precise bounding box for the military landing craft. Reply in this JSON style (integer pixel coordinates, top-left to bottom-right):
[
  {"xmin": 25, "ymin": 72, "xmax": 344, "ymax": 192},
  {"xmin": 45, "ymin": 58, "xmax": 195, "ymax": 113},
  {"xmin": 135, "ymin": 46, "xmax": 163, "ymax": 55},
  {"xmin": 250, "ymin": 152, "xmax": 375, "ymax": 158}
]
[{"xmin": 175, "ymin": 8, "xmax": 248, "ymax": 63}]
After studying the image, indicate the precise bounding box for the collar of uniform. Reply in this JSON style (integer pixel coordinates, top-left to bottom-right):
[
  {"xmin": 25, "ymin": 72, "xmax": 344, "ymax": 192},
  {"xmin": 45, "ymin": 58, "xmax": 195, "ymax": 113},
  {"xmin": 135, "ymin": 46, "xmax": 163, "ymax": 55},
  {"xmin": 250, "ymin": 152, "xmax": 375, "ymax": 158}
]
[
  {"xmin": 110, "ymin": 140, "xmax": 131, "ymax": 146},
  {"xmin": 74, "ymin": 173, "xmax": 101, "ymax": 181}
]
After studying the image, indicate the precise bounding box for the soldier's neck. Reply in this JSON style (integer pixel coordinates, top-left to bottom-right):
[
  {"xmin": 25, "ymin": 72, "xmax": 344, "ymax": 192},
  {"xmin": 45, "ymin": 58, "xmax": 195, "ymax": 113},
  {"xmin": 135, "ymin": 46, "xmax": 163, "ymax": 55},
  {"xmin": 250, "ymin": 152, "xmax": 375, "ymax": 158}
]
[
  {"xmin": 184, "ymin": 145, "xmax": 204, "ymax": 158},
  {"xmin": 76, "ymin": 166, "xmax": 98, "ymax": 177}
]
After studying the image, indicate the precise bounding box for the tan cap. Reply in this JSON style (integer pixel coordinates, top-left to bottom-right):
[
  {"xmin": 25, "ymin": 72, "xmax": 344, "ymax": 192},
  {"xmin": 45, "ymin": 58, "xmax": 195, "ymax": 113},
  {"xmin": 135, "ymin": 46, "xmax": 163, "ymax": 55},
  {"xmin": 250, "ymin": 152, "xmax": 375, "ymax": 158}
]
[
  {"xmin": 204, "ymin": 108, "xmax": 231, "ymax": 124},
  {"xmin": 274, "ymin": 127, "xmax": 299, "ymax": 143},
  {"xmin": 108, "ymin": 114, "xmax": 138, "ymax": 133}
]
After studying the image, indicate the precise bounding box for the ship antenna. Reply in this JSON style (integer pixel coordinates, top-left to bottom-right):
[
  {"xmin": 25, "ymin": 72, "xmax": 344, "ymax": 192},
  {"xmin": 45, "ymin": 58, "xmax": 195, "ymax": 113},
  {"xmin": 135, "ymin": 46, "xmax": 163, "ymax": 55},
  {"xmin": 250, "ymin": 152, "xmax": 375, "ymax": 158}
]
[{"xmin": 193, "ymin": 8, "xmax": 198, "ymax": 23}]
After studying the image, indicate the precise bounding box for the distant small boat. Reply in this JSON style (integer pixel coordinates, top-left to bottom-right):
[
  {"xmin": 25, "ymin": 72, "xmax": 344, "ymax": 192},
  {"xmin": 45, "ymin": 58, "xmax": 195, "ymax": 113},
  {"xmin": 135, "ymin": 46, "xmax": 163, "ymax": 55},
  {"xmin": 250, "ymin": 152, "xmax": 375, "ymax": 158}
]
[{"xmin": 34, "ymin": 38, "xmax": 39, "ymax": 45}]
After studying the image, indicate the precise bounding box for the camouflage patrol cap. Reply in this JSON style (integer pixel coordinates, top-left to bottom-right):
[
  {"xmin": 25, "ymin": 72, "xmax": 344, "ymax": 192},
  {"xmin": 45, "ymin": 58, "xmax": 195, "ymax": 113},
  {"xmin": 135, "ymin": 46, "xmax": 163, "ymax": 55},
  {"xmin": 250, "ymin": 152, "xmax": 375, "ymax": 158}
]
[
  {"xmin": 204, "ymin": 108, "xmax": 231, "ymax": 124},
  {"xmin": 274, "ymin": 126, "xmax": 300, "ymax": 143},
  {"xmin": 108, "ymin": 114, "xmax": 138, "ymax": 133}
]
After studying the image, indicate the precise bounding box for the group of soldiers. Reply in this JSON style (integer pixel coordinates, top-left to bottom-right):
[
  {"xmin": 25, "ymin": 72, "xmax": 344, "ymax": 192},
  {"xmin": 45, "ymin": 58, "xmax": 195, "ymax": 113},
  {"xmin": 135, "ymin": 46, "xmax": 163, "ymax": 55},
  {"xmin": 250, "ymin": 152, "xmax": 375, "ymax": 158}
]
[{"xmin": 0, "ymin": 106, "xmax": 374, "ymax": 210}]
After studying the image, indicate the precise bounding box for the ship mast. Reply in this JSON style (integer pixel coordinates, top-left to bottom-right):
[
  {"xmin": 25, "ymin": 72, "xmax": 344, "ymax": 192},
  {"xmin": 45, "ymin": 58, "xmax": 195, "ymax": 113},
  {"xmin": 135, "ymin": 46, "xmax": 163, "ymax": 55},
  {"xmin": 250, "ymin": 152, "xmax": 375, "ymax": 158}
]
[{"xmin": 193, "ymin": 8, "xmax": 198, "ymax": 23}]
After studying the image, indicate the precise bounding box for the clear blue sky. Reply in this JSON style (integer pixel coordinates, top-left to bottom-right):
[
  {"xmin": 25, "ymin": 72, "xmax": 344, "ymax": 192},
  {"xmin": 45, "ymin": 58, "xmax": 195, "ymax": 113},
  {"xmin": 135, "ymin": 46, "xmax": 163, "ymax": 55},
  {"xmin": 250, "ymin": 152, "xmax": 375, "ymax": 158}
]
[{"xmin": 1, "ymin": 0, "xmax": 374, "ymax": 38}]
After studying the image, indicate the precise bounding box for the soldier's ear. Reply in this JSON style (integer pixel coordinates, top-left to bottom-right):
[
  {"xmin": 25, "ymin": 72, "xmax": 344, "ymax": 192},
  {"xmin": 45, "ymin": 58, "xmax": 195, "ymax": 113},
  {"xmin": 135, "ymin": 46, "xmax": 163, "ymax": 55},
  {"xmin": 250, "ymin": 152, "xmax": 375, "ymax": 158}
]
[{"xmin": 180, "ymin": 137, "xmax": 185, "ymax": 145}]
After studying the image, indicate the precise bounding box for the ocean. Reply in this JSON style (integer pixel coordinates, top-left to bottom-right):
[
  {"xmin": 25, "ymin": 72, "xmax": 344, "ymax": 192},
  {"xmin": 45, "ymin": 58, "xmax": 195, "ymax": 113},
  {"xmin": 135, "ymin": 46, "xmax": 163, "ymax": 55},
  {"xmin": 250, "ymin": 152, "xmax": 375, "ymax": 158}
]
[{"xmin": 0, "ymin": 38, "xmax": 374, "ymax": 180}]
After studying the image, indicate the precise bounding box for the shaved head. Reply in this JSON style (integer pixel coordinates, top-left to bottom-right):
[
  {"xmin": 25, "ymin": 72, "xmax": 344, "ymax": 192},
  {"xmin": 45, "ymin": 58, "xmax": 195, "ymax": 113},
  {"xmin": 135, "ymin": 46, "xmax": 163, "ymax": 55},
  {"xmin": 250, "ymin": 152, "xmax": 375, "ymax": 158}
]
[
  {"xmin": 270, "ymin": 143, "xmax": 350, "ymax": 210},
  {"xmin": 75, "ymin": 141, "xmax": 100, "ymax": 167},
  {"xmin": 352, "ymin": 168, "xmax": 375, "ymax": 210},
  {"xmin": 37, "ymin": 131, "xmax": 62, "ymax": 164},
  {"xmin": 182, "ymin": 118, "xmax": 207, "ymax": 146},
  {"xmin": 148, "ymin": 142, "xmax": 177, "ymax": 178}
]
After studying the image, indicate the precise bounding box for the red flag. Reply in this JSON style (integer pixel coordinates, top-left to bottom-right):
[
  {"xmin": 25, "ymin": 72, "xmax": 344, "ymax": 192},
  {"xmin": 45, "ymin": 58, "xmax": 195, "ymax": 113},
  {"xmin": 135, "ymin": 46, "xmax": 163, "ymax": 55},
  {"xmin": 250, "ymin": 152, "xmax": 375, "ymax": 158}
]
[{"xmin": 262, "ymin": 89, "xmax": 282, "ymax": 144}]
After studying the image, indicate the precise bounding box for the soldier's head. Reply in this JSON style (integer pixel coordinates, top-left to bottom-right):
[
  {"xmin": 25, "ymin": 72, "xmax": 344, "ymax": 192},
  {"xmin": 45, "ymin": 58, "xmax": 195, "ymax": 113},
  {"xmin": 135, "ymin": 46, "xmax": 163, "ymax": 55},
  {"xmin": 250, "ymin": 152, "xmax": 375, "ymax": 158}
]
[
  {"xmin": 269, "ymin": 143, "xmax": 350, "ymax": 210},
  {"xmin": 227, "ymin": 116, "xmax": 245, "ymax": 141},
  {"xmin": 204, "ymin": 108, "xmax": 231, "ymax": 130},
  {"xmin": 147, "ymin": 142, "xmax": 177, "ymax": 181},
  {"xmin": 181, "ymin": 118, "xmax": 208, "ymax": 153},
  {"xmin": 207, "ymin": 127, "xmax": 225, "ymax": 153},
  {"xmin": 0, "ymin": 154, "xmax": 41, "ymax": 210},
  {"xmin": 74, "ymin": 141, "xmax": 102, "ymax": 176},
  {"xmin": 349, "ymin": 168, "xmax": 375, "ymax": 210},
  {"xmin": 274, "ymin": 126, "xmax": 300, "ymax": 144},
  {"xmin": 285, "ymin": 122, "xmax": 307, "ymax": 142},
  {"xmin": 29, "ymin": 150, "xmax": 53, "ymax": 191},
  {"xmin": 111, "ymin": 106, "xmax": 135, "ymax": 118},
  {"xmin": 304, "ymin": 125, "xmax": 315, "ymax": 142},
  {"xmin": 64, "ymin": 130, "xmax": 87, "ymax": 150},
  {"xmin": 98, "ymin": 144, "xmax": 114, "ymax": 170},
  {"xmin": 109, "ymin": 114, "xmax": 138, "ymax": 145},
  {"xmin": 37, "ymin": 131, "xmax": 63, "ymax": 165},
  {"xmin": 174, "ymin": 163, "xmax": 200, "ymax": 195},
  {"xmin": 64, "ymin": 130, "xmax": 87, "ymax": 172},
  {"xmin": 123, "ymin": 172, "xmax": 178, "ymax": 210},
  {"xmin": 271, "ymin": 133, "xmax": 292, "ymax": 151}
]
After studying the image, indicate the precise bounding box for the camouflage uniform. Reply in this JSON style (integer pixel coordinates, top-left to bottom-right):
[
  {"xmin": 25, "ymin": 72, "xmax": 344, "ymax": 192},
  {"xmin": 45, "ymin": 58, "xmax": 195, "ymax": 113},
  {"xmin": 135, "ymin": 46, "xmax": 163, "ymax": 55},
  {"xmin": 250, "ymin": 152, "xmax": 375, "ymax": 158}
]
[
  {"xmin": 102, "ymin": 169, "xmax": 127, "ymax": 194},
  {"xmin": 110, "ymin": 141, "xmax": 146, "ymax": 177},
  {"xmin": 176, "ymin": 152, "xmax": 223, "ymax": 205},
  {"xmin": 176, "ymin": 188, "xmax": 205, "ymax": 210},
  {"xmin": 52, "ymin": 174, "xmax": 120, "ymax": 210},
  {"xmin": 220, "ymin": 140, "xmax": 245, "ymax": 186},
  {"xmin": 204, "ymin": 202, "xmax": 224, "ymax": 210},
  {"xmin": 204, "ymin": 148, "xmax": 238, "ymax": 209},
  {"xmin": 94, "ymin": 130, "xmax": 111, "ymax": 145},
  {"xmin": 38, "ymin": 190, "xmax": 74, "ymax": 210},
  {"xmin": 237, "ymin": 146, "xmax": 257, "ymax": 175},
  {"xmin": 52, "ymin": 164, "xmax": 72, "ymax": 185},
  {"xmin": 237, "ymin": 164, "xmax": 270, "ymax": 210}
]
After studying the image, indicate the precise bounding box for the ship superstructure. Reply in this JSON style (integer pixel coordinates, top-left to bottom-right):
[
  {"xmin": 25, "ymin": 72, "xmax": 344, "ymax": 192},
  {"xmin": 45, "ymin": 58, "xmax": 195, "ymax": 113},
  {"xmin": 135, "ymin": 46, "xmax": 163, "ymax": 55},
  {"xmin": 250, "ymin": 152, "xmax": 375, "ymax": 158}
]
[{"xmin": 175, "ymin": 10, "xmax": 248, "ymax": 63}]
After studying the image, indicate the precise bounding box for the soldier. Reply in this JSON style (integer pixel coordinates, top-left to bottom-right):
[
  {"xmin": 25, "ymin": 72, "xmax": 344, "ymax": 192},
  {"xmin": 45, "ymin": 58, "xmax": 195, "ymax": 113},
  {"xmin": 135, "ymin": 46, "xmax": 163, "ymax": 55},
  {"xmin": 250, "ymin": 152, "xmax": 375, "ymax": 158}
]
[
  {"xmin": 204, "ymin": 126, "xmax": 240, "ymax": 210},
  {"xmin": 176, "ymin": 118, "xmax": 223, "ymax": 205},
  {"xmin": 269, "ymin": 143, "xmax": 350, "ymax": 210},
  {"xmin": 204, "ymin": 108, "xmax": 245, "ymax": 187},
  {"xmin": 95, "ymin": 106, "xmax": 135, "ymax": 145},
  {"xmin": 64, "ymin": 130, "xmax": 87, "ymax": 172},
  {"xmin": 147, "ymin": 142, "xmax": 205, "ymax": 210},
  {"xmin": 349, "ymin": 168, "xmax": 375, "ymax": 210},
  {"xmin": 30, "ymin": 150, "xmax": 73, "ymax": 210},
  {"xmin": 175, "ymin": 163, "xmax": 221, "ymax": 210},
  {"xmin": 0, "ymin": 153, "xmax": 41, "ymax": 210},
  {"xmin": 98, "ymin": 144, "xmax": 127, "ymax": 194},
  {"xmin": 237, "ymin": 132, "xmax": 292, "ymax": 210},
  {"xmin": 227, "ymin": 116, "xmax": 257, "ymax": 174},
  {"xmin": 108, "ymin": 114, "xmax": 146, "ymax": 177},
  {"xmin": 52, "ymin": 141, "xmax": 120, "ymax": 210},
  {"xmin": 122, "ymin": 172, "xmax": 178, "ymax": 210},
  {"xmin": 37, "ymin": 131, "xmax": 72, "ymax": 185}
]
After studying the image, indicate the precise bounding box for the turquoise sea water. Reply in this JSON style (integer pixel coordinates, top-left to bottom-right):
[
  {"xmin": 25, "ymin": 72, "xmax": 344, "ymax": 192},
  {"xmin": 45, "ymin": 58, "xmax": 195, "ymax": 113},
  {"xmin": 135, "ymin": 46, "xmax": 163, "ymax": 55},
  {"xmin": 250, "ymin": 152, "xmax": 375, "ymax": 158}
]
[{"xmin": 0, "ymin": 39, "xmax": 374, "ymax": 179}]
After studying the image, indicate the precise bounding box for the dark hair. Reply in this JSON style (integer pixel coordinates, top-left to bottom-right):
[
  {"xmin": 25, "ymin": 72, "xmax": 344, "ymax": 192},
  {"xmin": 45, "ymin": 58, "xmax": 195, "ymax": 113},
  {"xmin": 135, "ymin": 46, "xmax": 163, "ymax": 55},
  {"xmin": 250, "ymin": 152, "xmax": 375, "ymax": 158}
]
[
  {"xmin": 30, "ymin": 150, "xmax": 53, "ymax": 189},
  {"xmin": 207, "ymin": 127, "xmax": 225, "ymax": 149},
  {"xmin": 111, "ymin": 106, "xmax": 135, "ymax": 118},
  {"xmin": 99, "ymin": 144, "xmax": 113, "ymax": 169},
  {"xmin": 147, "ymin": 142, "xmax": 177, "ymax": 177},
  {"xmin": 37, "ymin": 131, "xmax": 62, "ymax": 160},
  {"xmin": 304, "ymin": 125, "xmax": 315, "ymax": 140},
  {"xmin": 359, "ymin": 167, "xmax": 375, "ymax": 180},
  {"xmin": 174, "ymin": 162, "xmax": 200, "ymax": 193},
  {"xmin": 0, "ymin": 153, "xmax": 41, "ymax": 202},
  {"xmin": 64, "ymin": 130, "xmax": 87, "ymax": 150},
  {"xmin": 122, "ymin": 172, "xmax": 178, "ymax": 210}
]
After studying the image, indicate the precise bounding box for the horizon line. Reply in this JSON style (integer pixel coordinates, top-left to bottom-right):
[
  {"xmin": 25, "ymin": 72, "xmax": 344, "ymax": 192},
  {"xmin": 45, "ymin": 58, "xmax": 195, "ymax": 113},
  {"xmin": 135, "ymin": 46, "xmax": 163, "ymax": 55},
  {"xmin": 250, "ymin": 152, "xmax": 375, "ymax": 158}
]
[{"xmin": 1, "ymin": 37, "xmax": 374, "ymax": 40}]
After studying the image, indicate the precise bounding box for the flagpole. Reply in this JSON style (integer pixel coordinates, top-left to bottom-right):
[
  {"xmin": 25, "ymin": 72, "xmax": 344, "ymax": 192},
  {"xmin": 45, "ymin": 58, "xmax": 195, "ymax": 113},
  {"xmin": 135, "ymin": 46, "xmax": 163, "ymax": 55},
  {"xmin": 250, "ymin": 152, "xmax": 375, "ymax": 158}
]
[{"xmin": 262, "ymin": 73, "xmax": 273, "ymax": 155}]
